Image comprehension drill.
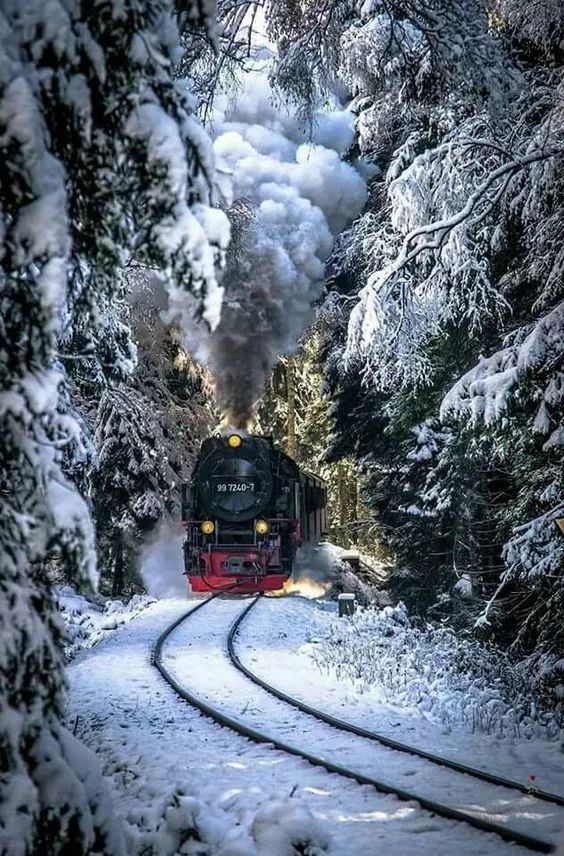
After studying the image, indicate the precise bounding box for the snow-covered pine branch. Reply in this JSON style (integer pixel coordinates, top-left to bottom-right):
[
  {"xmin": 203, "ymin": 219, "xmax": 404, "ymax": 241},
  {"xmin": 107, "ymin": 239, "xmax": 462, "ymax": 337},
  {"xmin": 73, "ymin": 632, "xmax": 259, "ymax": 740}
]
[
  {"xmin": 0, "ymin": 0, "xmax": 229, "ymax": 850},
  {"xmin": 441, "ymin": 303, "xmax": 564, "ymax": 428},
  {"xmin": 344, "ymin": 134, "xmax": 564, "ymax": 388}
]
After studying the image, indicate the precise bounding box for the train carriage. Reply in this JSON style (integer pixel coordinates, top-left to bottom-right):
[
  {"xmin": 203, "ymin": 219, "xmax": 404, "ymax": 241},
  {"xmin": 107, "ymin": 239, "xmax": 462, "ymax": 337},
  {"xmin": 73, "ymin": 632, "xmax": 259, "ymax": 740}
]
[
  {"xmin": 181, "ymin": 433, "xmax": 327, "ymax": 593},
  {"xmin": 300, "ymin": 470, "xmax": 328, "ymax": 545}
]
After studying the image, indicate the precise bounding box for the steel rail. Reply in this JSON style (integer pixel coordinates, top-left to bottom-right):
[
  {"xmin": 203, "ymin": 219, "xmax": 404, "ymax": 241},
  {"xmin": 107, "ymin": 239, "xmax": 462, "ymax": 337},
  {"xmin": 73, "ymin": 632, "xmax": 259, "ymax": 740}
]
[
  {"xmin": 230, "ymin": 596, "xmax": 564, "ymax": 807},
  {"xmin": 153, "ymin": 595, "xmax": 554, "ymax": 854}
]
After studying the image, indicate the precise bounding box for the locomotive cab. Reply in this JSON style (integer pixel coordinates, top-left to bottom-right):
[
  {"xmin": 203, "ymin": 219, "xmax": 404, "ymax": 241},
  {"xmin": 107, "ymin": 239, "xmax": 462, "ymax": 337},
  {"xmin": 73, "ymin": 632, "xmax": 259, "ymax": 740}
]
[{"xmin": 182, "ymin": 433, "xmax": 311, "ymax": 593}]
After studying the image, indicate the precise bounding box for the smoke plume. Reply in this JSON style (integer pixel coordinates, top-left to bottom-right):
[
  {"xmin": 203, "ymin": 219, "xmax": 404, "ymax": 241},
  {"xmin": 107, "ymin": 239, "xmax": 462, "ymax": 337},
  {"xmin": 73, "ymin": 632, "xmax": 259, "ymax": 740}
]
[
  {"xmin": 140, "ymin": 522, "xmax": 188, "ymax": 599},
  {"xmin": 180, "ymin": 72, "xmax": 367, "ymax": 425}
]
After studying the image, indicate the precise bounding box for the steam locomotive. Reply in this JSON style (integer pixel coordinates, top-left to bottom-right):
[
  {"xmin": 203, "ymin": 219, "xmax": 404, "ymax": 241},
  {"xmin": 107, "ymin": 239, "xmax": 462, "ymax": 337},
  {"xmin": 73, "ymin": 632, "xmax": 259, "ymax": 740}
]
[{"xmin": 181, "ymin": 433, "xmax": 327, "ymax": 593}]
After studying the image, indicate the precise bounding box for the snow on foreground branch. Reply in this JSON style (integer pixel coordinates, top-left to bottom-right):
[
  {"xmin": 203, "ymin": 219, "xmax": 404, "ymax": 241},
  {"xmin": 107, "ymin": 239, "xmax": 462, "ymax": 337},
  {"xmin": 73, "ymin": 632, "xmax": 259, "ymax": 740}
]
[
  {"xmin": 0, "ymin": 0, "xmax": 229, "ymax": 852},
  {"xmin": 329, "ymin": 5, "xmax": 564, "ymax": 389},
  {"xmin": 441, "ymin": 303, "xmax": 564, "ymax": 432},
  {"xmin": 0, "ymin": 18, "xmax": 116, "ymax": 853}
]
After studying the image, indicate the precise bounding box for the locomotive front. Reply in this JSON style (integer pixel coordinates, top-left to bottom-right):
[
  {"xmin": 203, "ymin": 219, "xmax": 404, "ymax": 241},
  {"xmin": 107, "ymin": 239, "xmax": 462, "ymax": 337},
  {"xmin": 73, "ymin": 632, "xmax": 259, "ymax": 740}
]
[
  {"xmin": 182, "ymin": 433, "xmax": 301, "ymax": 593},
  {"xmin": 197, "ymin": 433, "xmax": 273, "ymax": 524}
]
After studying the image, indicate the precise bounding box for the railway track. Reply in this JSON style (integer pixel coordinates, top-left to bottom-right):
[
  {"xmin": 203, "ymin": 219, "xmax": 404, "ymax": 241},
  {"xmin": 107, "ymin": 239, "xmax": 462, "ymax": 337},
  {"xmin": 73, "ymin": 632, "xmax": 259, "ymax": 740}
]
[
  {"xmin": 154, "ymin": 595, "xmax": 563, "ymax": 854},
  {"xmin": 231, "ymin": 597, "xmax": 564, "ymax": 807}
]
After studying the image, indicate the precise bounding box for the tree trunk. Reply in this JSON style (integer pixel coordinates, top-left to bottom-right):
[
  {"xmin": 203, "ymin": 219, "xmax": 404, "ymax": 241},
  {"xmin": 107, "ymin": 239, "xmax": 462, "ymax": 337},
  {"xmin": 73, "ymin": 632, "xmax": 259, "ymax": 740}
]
[
  {"xmin": 338, "ymin": 461, "xmax": 348, "ymax": 528},
  {"xmin": 112, "ymin": 531, "xmax": 124, "ymax": 597},
  {"xmin": 349, "ymin": 467, "xmax": 358, "ymax": 538},
  {"xmin": 285, "ymin": 357, "xmax": 298, "ymax": 461}
]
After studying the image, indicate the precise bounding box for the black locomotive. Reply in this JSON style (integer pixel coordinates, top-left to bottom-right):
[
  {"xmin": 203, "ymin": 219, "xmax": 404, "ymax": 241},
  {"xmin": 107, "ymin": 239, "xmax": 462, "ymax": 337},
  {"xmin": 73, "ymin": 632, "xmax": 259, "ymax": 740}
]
[{"xmin": 181, "ymin": 433, "xmax": 327, "ymax": 592}]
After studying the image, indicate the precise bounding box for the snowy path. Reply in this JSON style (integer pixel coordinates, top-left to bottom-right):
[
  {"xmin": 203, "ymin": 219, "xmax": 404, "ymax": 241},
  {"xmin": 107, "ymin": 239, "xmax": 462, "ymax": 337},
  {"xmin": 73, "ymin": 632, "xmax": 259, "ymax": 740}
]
[
  {"xmin": 67, "ymin": 595, "xmax": 536, "ymax": 855},
  {"xmin": 160, "ymin": 595, "xmax": 550, "ymax": 854}
]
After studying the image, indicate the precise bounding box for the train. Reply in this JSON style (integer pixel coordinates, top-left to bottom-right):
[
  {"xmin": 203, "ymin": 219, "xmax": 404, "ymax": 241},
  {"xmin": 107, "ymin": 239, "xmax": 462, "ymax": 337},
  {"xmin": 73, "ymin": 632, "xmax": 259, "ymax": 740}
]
[{"xmin": 181, "ymin": 432, "xmax": 327, "ymax": 593}]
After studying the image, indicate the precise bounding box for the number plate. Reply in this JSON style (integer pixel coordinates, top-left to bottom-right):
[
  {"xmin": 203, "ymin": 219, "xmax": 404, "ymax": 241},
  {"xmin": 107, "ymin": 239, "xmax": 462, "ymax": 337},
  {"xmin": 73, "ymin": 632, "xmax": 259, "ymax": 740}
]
[{"xmin": 213, "ymin": 477, "xmax": 256, "ymax": 493}]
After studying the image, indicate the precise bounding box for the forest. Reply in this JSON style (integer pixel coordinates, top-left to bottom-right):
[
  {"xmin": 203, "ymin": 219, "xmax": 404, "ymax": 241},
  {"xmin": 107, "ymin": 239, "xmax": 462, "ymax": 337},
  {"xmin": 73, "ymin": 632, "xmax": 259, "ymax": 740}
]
[{"xmin": 1, "ymin": 0, "xmax": 563, "ymax": 853}]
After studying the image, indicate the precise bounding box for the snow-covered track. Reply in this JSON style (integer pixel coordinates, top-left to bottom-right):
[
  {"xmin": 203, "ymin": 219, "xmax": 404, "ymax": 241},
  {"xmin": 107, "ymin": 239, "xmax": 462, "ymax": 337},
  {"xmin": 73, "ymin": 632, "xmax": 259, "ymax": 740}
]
[
  {"xmin": 154, "ymin": 596, "xmax": 558, "ymax": 854},
  {"xmin": 231, "ymin": 597, "xmax": 564, "ymax": 808}
]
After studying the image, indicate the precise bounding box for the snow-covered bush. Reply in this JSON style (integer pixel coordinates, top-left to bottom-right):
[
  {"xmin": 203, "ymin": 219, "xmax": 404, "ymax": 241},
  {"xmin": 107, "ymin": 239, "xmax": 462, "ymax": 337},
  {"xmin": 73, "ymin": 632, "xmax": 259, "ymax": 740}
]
[
  {"xmin": 125, "ymin": 789, "xmax": 218, "ymax": 856},
  {"xmin": 310, "ymin": 605, "xmax": 563, "ymax": 738},
  {"xmin": 123, "ymin": 789, "xmax": 331, "ymax": 856},
  {"xmin": 56, "ymin": 586, "xmax": 156, "ymax": 660},
  {"xmin": 251, "ymin": 799, "xmax": 331, "ymax": 856}
]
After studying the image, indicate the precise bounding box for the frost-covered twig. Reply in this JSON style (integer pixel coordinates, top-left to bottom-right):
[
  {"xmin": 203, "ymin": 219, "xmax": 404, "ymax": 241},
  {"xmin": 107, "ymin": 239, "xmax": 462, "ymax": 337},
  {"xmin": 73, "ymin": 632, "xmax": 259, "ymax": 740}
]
[{"xmin": 373, "ymin": 144, "xmax": 563, "ymax": 293}]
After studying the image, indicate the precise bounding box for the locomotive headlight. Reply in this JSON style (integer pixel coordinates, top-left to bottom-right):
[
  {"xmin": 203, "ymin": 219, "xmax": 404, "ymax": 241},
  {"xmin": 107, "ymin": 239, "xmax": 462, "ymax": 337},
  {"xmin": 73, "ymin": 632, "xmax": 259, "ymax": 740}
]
[
  {"xmin": 227, "ymin": 433, "xmax": 242, "ymax": 449},
  {"xmin": 201, "ymin": 520, "xmax": 215, "ymax": 535},
  {"xmin": 255, "ymin": 519, "xmax": 269, "ymax": 535}
]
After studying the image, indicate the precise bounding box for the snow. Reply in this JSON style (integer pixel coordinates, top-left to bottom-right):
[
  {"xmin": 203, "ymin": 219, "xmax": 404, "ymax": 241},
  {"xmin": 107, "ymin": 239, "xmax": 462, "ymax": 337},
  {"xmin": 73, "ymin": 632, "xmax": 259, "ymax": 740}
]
[
  {"xmin": 236, "ymin": 597, "xmax": 564, "ymax": 801},
  {"xmin": 453, "ymin": 575, "xmax": 473, "ymax": 598},
  {"xmin": 251, "ymin": 800, "xmax": 330, "ymax": 856},
  {"xmin": 67, "ymin": 596, "xmax": 560, "ymax": 854},
  {"xmin": 0, "ymin": 0, "xmax": 249, "ymax": 850},
  {"xmin": 441, "ymin": 303, "xmax": 564, "ymax": 425},
  {"xmin": 76, "ymin": 20, "xmax": 107, "ymax": 82},
  {"xmin": 56, "ymin": 585, "xmax": 156, "ymax": 660},
  {"xmin": 0, "ymin": 4, "xmax": 123, "ymax": 841},
  {"xmin": 126, "ymin": 103, "xmax": 190, "ymax": 197},
  {"xmin": 503, "ymin": 504, "xmax": 564, "ymax": 580},
  {"xmin": 67, "ymin": 600, "xmax": 397, "ymax": 855},
  {"xmin": 139, "ymin": 179, "xmax": 226, "ymax": 323},
  {"xmin": 48, "ymin": 481, "xmax": 98, "ymax": 586}
]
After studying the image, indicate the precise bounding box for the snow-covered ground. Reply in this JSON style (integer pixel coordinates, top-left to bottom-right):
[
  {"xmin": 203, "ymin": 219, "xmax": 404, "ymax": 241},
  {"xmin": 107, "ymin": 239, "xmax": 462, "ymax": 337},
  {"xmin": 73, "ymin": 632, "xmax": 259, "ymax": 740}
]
[
  {"xmin": 56, "ymin": 585, "xmax": 156, "ymax": 659},
  {"xmin": 165, "ymin": 597, "xmax": 564, "ymax": 847},
  {"xmin": 68, "ymin": 598, "xmax": 383, "ymax": 855},
  {"xmin": 236, "ymin": 596, "xmax": 564, "ymax": 800},
  {"xmin": 66, "ymin": 594, "xmax": 562, "ymax": 854}
]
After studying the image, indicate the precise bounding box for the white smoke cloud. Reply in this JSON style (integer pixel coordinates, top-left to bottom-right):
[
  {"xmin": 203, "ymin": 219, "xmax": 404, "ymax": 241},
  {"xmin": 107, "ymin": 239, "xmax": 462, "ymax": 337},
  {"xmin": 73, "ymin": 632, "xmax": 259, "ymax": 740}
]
[
  {"xmin": 140, "ymin": 522, "xmax": 188, "ymax": 599},
  {"xmin": 178, "ymin": 71, "xmax": 367, "ymax": 424},
  {"xmin": 293, "ymin": 542, "xmax": 340, "ymax": 581}
]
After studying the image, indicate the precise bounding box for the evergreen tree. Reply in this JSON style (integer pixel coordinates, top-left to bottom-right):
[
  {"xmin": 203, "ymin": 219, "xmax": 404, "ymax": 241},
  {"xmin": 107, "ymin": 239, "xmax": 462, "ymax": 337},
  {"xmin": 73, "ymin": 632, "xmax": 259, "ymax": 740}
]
[
  {"xmin": 91, "ymin": 387, "xmax": 177, "ymax": 596},
  {"xmin": 266, "ymin": 0, "xmax": 564, "ymax": 654},
  {"xmin": 0, "ymin": 0, "xmax": 227, "ymax": 850},
  {"xmin": 257, "ymin": 333, "xmax": 370, "ymax": 548},
  {"xmin": 91, "ymin": 284, "xmax": 216, "ymax": 596}
]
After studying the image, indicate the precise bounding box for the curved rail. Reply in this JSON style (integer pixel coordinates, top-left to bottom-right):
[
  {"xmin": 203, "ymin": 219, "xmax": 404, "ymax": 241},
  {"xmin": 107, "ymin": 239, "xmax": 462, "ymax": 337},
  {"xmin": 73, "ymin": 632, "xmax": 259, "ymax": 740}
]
[
  {"xmin": 230, "ymin": 596, "xmax": 564, "ymax": 808},
  {"xmin": 154, "ymin": 595, "xmax": 555, "ymax": 854}
]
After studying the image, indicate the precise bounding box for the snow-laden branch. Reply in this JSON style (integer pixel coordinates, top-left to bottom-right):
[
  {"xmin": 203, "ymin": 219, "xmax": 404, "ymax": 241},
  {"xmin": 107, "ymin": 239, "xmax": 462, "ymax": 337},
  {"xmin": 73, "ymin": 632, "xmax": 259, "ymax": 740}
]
[
  {"xmin": 344, "ymin": 131, "xmax": 564, "ymax": 386},
  {"xmin": 369, "ymin": 143, "xmax": 563, "ymax": 297},
  {"xmin": 441, "ymin": 302, "xmax": 564, "ymax": 426}
]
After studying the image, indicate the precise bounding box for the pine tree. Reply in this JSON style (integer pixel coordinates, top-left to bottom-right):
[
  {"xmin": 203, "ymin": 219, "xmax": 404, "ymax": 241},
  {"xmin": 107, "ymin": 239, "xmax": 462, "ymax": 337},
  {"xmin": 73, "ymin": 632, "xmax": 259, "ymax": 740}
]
[
  {"xmin": 0, "ymin": 1, "xmax": 226, "ymax": 850},
  {"xmin": 265, "ymin": 0, "xmax": 564, "ymax": 654},
  {"xmin": 257, "ymin": 332, "xmax": 370, "ymax": 547},
  {"xmin": 90, "ymin": 288, "xmax": 216, "ymax": 596},
  {"xmin": 91, "ymin": 387, "xmax": 176, "ymax": 595}
]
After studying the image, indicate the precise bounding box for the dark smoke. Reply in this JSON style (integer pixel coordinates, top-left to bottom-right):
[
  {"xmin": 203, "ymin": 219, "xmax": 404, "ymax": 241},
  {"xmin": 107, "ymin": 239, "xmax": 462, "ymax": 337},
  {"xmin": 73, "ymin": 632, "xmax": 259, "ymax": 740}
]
[
  {"xmin": 207, "ymin": 200, "xmax": 318, "ymax": 426},
  {"xmin": 172, "ymin": 72, "xmax": 366, "ymax": 421}
]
